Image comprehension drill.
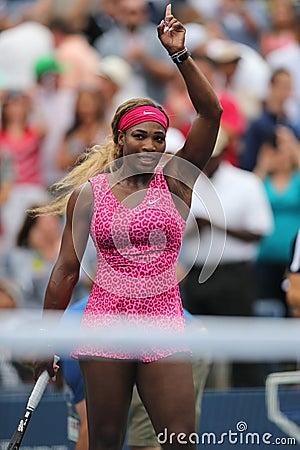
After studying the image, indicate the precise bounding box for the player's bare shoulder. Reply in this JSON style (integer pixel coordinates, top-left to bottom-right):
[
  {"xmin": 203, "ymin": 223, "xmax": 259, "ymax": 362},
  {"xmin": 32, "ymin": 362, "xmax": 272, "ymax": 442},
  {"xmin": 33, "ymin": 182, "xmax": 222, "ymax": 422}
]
[{"xmin": 67, "ymin": 182, "xmax": 94, "ymax": 223}]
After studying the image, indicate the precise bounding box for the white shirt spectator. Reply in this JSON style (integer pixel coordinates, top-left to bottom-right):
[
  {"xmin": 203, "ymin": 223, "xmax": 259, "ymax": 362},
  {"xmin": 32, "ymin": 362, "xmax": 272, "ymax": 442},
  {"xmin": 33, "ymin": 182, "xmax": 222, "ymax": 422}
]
[
  {"xmin": 206, "ymin": 39, "xmax": 271, "ymax": 119},
  {"xmin": 181, "ymin": 162, "xmax": 273, "ymax": 267}
]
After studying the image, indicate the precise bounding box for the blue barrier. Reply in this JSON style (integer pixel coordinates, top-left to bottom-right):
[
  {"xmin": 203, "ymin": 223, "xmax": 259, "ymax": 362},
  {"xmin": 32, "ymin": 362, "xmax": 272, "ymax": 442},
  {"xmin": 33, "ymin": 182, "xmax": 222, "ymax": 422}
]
[
  {"xmin": 198, "ymin": 389, "xmax": 300, "ymax": 448},
  {"xmin": 1, "ymin": 387, "xmax": 299, "ymax": 449},
  {"xmin": 0, "ymin": 386, "xmax": 72, "ymax": 450}
]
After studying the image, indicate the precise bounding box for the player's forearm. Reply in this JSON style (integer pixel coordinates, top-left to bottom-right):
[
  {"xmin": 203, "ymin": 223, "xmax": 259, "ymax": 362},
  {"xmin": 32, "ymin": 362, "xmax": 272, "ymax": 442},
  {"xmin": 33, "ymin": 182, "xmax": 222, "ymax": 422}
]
[
  {"xmin": 43, "ymin": 264, "xmax": 80, "ymax": 312},
  {"xmin": 214, "ymin": 222, "xmax": 262, "ymax": 242},
  {"xmin": 225, "ymin": 228, "xmax": 262, "ymax": 242},
  {"xmin": 177, "ymin": 57, "xmax": 222, "ymax": 120},
  {"xmin": 196, "ymin": 218, "xmax": 262, "ymax": 242}
]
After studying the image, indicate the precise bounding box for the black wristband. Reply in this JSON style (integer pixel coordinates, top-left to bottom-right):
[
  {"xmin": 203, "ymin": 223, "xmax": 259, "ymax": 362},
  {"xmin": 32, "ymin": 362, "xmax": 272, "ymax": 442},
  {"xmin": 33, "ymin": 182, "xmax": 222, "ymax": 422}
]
[{"xmin": 171, "ymin": 48, "xmax": 191, "ymax": 64}]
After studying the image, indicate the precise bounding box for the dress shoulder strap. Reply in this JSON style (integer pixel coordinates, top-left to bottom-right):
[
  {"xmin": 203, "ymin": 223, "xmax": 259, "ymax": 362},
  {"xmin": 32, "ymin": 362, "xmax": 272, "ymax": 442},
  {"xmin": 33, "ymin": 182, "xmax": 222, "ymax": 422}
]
[
  {"xmin": 151, "ymin": 164, "xmax": 168, "ymax": 190},
  {"xmin": 88, "ymin": 173, "xmax": 108, "ymax": 206}
]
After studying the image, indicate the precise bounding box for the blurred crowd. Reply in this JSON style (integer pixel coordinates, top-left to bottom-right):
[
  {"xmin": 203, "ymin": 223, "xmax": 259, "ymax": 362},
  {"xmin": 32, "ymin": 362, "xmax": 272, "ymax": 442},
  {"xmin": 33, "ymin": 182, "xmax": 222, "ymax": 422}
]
[{"xmin": 1, "ymin": 0, "xmax": 300, "ymax": 388}]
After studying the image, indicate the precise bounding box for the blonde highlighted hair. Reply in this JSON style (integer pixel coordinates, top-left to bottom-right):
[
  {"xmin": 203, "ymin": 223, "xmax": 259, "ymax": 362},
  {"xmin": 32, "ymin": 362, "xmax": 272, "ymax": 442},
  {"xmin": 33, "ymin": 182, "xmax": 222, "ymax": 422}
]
[{"xmin": 32, "ymin": 98, "xmax": 169, "ymax": 216}]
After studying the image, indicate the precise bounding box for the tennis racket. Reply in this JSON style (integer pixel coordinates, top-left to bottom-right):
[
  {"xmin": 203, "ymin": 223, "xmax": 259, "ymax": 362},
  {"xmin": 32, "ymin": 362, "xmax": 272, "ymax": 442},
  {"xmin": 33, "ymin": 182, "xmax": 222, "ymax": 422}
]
[{"xmin": 6, "ymin": 355, "xmax": 60, "ymax": 450}]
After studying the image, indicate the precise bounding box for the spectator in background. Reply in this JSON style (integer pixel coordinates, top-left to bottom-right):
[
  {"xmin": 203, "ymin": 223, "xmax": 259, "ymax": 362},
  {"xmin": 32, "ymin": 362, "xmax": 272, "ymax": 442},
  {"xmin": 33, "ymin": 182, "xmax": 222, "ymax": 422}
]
[
  {"xmin": 254, "ymin": 125, "xmax": 300, "ymax": 317},
  {"xmin": 0, "ymin": 144, "xmax": 13, "ymax": 210},
  {"xmin": 217, "ymin": 0, "xmax": 269, "ymax": 51},
  {"xmin": 31, "ymin": 55, "xmax": 76, "ymax": 186},
  {"xmin": 48, "ymin": 16, "xmax": 100, "ymax": 91},
  {"xmin": 9, "ymin": 0, "xmax": 119, "ymax": 43},
  {"xmin": 0, "ymin": 277, "xmax": 23, "ymax": 388},
  {"xmin": 0, "ymin": 129, "xmax": 13, "ymax": 253},
  {"xmin": 186, "ymin": 0, "xmax": 220, "ymax": 21},
  {"xmin": 240, "ymin": 68, "xmax": 299, "ymax": 172},
  {"xmin": 286, "ymin": 229, "xmax": 300, "ymax": 318},
  {"xmin": 2, "ymin": 206, "xmax": 93, "ymax": 309},
  {"xmin": 259, "ymin": 0, "xmax": 297, "ymax": 57},
  {"xmin": 94, "ymin": 55, "xmax": 132, "ymax": 118},
  {"xmin": 3, "ymin": 207, "xmax": 62, "ymax": 309},
  {"xmin": 62, "ymin": 0, "xmax": 120, "ymax": 45},
  {"xmin": 192, "ymin": 48, "xmax": 246, "ymax": 166},
  {"xmin": 187, "ymin": 0, "xmax": 269, "ymax": 51},
  {"xmin": 0, "ymin": 277, "xmax": 32, "ymax": 387},
  {"xmin": 0, "ymin": 0, "xmax": 10, "ymax": 30},
  {"xmin": 267, "ymin": 15, "xmax": 300, "ymax": 123},
  {"xmin": 205, "ymin": 38, "xmax": 270, "ymax": 121},
  {"xmin": 0, "ymin": 19, "xmax": 53, "ymax": 90},
  {"xmin": 163, "ymin": 69, "xmax": 195, "ymax": 138},
  {"xmin": 0, "ymin": 277, "xmax": 22, "ymax": 309},
  {"xmin": 181, "ymin": 128, "xmax": 273, "ymax": 387},
  {"xmin": 164, "ymin": 47, "xmax": 246, "ymax": 165},
  {"xmin": 1, "ymin": 0, "xmax": 43, "ymax": 24},
  {"xmin": 94, "ymin": 0, "xmax": 175, "ymax": 104},
  {"xmin": 0, "ymin": 90, "xmax": 49, "ymax": 250},
  {"xmin": 56, "ymin": 86, "xmax": 110, "ymax": 172}
]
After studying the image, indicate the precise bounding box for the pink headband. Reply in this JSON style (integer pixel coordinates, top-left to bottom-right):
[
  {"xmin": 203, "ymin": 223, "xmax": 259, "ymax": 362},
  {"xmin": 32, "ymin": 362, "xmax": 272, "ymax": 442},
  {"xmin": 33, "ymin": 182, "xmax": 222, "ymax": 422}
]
[{"xmin": 118, "ymin": 106, "xmax": 169, "ymax": 132}]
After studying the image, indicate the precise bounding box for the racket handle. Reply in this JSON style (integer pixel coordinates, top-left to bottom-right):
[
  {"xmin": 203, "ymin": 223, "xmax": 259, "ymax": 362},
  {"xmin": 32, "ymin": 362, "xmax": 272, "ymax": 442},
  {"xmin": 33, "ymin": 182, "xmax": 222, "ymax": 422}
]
[{"xmin": 27, "ymin": 355, "xmax": 60, "ymax": 411}]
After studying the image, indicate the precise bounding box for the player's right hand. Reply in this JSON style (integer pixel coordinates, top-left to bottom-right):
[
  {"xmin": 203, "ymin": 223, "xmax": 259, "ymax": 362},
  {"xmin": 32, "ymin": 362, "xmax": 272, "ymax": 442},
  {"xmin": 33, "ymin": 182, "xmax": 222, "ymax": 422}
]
[{"xmin": 33, "ymin": 357, "xmax": 58, "ymax": 381}]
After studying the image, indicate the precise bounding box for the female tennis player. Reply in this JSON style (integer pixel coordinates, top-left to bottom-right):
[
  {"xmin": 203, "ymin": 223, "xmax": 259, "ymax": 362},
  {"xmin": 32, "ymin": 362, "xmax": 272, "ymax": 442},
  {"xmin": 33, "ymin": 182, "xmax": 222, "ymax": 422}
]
[{"xmin": 33, "ymin": 4, "xmax": 222, "ymax": 449}]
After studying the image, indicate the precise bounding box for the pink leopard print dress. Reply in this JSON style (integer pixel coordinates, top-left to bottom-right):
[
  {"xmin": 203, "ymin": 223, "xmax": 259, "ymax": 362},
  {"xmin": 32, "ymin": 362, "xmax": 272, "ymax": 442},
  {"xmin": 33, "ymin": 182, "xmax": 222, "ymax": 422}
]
[{"xmin": 74, "ymin": 165, "xmax": 187, "ymax": 362}]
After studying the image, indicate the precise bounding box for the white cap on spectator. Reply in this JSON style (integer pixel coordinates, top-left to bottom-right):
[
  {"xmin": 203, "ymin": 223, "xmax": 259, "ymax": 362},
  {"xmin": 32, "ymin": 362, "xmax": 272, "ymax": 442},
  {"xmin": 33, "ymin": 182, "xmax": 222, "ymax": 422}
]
[
  {"xmin": 166, "ymin": 127, "xmax": 186, "ymax": 154},
  {"xmin": 185, "ymin": 22, "xmax": 208, "ymax": 52},
  {"xmin": 97, "ymin": 56, "xmax": 132, "ymax": 90},
  {"xmin": 205, "ymin": 39, "xmax": 242, "ymax": 64}
]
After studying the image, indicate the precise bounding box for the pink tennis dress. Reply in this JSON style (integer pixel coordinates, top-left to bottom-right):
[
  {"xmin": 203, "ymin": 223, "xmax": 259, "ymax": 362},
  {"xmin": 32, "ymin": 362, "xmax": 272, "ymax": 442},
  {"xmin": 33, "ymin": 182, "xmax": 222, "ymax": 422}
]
[{"xmin": 74, "ymin": 165, "xmax": 187, "ymax": 362}]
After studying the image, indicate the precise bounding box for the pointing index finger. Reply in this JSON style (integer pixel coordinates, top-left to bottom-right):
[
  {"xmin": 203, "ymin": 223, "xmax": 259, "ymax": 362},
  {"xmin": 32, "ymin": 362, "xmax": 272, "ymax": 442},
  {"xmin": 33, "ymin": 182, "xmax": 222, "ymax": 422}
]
[{"xmin": 165, "ymin": 3, "xmax": 172, "ymax": 17}]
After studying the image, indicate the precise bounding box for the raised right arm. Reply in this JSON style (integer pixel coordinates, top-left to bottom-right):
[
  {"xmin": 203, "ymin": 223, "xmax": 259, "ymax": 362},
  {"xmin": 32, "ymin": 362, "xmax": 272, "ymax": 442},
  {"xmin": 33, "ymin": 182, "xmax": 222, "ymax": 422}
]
[{"xmin": 157, "ymin": 5, "xmax": 222, "ymax": 172}]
